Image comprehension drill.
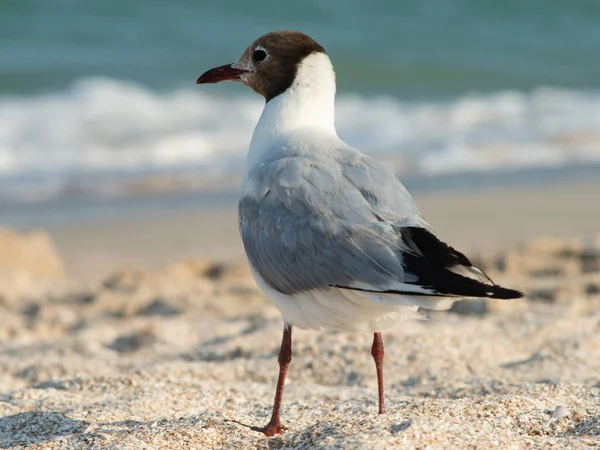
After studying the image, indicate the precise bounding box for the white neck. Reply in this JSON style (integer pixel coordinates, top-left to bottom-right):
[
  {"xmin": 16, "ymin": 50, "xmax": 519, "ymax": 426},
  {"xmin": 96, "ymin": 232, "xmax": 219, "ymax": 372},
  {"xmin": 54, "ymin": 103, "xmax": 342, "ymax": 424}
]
[{"xmin": 247, "ymin": 52, "xmax": 337, "ymax": 166}]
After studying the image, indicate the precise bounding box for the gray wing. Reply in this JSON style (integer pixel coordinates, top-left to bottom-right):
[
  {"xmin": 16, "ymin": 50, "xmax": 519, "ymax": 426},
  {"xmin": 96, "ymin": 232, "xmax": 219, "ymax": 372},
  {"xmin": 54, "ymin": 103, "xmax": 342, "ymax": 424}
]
[{"xmin": 240, "ymin": 150, "xmax": 521, "ymax": 300}]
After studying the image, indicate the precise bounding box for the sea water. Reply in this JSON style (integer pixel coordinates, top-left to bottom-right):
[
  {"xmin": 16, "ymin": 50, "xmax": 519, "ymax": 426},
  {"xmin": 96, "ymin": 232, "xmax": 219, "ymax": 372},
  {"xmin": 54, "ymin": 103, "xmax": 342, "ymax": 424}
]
[{"xmin": 1, "ymin": 1, "xmax": 599, "ymax": 224}]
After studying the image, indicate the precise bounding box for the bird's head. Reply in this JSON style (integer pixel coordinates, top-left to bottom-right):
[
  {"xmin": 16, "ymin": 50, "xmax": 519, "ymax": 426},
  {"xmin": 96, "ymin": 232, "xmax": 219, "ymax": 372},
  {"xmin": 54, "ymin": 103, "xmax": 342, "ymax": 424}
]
[{"xmin": 196, "ymin": 30, "xmax": 326, "ymax": 102}]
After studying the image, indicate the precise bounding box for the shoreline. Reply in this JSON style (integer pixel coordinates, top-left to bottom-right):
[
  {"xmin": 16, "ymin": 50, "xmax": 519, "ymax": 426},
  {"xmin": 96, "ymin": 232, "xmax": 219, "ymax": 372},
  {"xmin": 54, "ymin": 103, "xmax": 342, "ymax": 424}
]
[{"xmin": 4, "ymin": 161, "xmax": 600, "ymax": 230}]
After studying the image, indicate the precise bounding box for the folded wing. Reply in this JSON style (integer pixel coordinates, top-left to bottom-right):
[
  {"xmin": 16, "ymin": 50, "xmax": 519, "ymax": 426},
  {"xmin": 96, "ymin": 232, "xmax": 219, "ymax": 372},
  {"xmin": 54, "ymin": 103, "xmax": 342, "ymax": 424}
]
[{"xmin": 240, "ymin": 151, "xmax": 522, "ymax": 302}]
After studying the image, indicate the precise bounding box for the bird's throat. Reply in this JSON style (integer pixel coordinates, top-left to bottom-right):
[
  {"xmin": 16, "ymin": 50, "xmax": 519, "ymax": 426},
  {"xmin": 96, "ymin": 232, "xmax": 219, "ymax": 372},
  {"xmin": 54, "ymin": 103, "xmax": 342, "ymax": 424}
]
[{"xmin": 249, "ymin": 52, "xmax": 337, "ymax": 157}]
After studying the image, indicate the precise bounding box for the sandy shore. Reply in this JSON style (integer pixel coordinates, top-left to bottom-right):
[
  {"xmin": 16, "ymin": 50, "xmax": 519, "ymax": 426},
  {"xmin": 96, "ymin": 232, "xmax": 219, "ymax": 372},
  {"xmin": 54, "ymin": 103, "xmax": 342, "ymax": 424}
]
[{"xmin": 1, "ymin": 180, "xmax": 599, "ymax": 448}]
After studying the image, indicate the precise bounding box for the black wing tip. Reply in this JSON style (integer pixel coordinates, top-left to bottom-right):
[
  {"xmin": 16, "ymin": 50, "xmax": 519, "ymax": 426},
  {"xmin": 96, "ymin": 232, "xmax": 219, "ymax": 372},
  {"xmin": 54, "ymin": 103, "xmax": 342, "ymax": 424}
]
[
  {"xmin": 334, "ymin": 283, "xmax": 524, "ymax": 300},
  {"xmin": 487, "ymin": 285, "xmax": 524, "ymax": 299}
]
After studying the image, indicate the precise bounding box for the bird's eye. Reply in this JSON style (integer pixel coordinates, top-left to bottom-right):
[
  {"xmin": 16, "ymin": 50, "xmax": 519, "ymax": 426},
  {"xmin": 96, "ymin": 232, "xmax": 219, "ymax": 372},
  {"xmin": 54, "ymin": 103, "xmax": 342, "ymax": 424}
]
[{"xmin": 253, "ymin": 48, "xmax": 268, "ymax": 62}]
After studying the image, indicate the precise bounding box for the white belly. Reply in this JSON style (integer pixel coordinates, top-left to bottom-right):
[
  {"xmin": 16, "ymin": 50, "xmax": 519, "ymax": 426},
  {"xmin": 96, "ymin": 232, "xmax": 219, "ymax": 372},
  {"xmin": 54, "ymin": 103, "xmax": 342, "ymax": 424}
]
[{"xmin": 249, "ymin": 265, "xmax": 420, "ymax": 332}]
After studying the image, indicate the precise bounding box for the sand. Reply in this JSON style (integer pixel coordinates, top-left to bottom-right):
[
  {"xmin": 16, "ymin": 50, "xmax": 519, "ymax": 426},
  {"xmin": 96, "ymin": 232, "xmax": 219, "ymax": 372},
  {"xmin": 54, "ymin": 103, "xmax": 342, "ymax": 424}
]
[{"xmin": 1, "ymin": 181, "xmax": 600, "ymax": 449}]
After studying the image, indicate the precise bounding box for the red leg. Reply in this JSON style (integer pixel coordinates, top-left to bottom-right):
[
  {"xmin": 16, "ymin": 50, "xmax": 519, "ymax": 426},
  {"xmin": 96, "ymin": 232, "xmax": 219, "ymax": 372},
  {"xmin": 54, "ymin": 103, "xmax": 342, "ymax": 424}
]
[
  {"xmin": 371, "ymin": 332, "xmax": 385, "ymax": 414},
  {"xmin": 257, "ymin": 324, "xmax": 292, "ymax": 436}
]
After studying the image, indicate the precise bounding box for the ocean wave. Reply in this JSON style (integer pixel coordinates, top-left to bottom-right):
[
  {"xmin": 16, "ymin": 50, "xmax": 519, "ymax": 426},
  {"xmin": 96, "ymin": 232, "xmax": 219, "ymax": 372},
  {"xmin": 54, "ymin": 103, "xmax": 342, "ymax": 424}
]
[{"xmin": 1, "ymin": 77, "xmax": 599, "ymax": 202}]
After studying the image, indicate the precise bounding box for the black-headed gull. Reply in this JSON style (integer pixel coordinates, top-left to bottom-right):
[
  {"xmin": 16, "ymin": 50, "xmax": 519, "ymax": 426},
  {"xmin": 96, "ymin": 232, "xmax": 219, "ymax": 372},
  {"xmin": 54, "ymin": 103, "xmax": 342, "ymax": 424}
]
[{"xmin": 197, "ymin": 30, "xmax": 522, "ymax": 436}]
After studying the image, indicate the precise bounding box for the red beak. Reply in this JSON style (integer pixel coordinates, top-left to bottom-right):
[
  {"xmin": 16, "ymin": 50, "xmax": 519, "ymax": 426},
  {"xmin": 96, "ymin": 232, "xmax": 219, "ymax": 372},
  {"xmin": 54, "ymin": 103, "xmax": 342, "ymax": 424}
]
[{"xmin": 196, "ymin": 64, "xmax": 249, "ymax": 84}]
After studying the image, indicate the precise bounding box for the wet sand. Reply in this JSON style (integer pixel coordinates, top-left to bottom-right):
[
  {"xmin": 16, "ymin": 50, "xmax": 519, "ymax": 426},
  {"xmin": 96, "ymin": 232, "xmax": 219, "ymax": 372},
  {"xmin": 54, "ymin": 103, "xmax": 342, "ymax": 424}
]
[{"xmin": 46, "ymin": 179, "xmax": 600, "ymax": 281}]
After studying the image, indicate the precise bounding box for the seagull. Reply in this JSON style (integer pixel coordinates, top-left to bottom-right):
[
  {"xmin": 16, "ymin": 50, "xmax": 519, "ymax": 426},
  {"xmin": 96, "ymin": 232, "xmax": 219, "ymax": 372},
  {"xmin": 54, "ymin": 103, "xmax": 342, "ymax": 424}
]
[{"xmin": 196, "ymin": 30, "xmax": 523, "ymax": 436}]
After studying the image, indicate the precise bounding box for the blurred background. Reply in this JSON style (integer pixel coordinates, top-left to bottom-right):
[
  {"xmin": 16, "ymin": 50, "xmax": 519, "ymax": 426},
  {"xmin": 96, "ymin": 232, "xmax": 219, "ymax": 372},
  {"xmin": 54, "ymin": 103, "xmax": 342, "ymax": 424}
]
[
  {"xmin": 2, "ymin": 4, "xmax": 600, "ymax": 445},
  {"xmin": 2, "ymin": 0, "xmax": 599, "ymax": 228}
]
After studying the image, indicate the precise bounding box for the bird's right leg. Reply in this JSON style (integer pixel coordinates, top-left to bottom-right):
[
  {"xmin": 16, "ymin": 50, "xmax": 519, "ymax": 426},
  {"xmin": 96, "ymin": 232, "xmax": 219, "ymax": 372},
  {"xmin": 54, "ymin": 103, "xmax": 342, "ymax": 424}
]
[{"xmin": 255, "ymin": 324, "xmax": 292, "ymax": 436}]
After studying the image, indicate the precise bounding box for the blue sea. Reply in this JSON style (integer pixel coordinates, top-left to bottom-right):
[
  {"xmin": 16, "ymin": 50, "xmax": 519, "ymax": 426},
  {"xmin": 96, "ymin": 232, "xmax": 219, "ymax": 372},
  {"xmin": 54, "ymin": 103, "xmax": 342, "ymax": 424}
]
[{"xmin": 1, "ymin": 0, "xmax": 600, "ymax": 222}]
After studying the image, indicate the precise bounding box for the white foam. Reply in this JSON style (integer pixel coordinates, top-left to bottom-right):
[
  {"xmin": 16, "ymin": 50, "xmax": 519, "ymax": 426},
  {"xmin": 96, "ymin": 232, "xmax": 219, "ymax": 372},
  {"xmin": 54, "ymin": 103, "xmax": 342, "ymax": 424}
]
[
  {"xmin": 0, "ymin": 77, "xmax": 261, "ymax": 176},
  {"xmin": 1, "ymin": 78, "xmax": 600, "ymax": 202}
]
